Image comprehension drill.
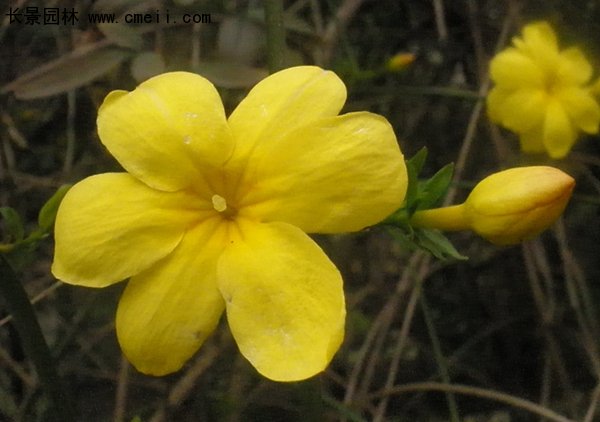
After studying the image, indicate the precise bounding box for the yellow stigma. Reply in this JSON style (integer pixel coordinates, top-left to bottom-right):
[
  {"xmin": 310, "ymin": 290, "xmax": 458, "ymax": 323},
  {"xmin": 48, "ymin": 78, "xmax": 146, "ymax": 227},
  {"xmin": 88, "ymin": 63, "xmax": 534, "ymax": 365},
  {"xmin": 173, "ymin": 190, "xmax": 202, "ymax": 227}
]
[{"xmin": 211, "ymin": 194, "xmax": 228, "ymax": 213}]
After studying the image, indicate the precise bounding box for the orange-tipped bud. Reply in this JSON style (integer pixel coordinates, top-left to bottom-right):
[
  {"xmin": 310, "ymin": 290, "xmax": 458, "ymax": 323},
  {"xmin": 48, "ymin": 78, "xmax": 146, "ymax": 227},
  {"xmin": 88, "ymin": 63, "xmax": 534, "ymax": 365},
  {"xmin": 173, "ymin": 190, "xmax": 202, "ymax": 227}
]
[{"xmin": 411, "ymin": 166, "xmax": 575, "ymax": 245}]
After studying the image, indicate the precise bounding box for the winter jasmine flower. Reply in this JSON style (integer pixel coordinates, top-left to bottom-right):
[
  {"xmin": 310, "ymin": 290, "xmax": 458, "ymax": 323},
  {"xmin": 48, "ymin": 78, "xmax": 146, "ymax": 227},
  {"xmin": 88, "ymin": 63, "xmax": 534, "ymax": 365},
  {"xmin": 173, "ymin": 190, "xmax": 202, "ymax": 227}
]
[
  {"xmin": 52, "ymin": 67, "xmax": 407, "ymax": 381},
  {"xmin": 487, "ymin": 21, "xmax": 600, "ymax": 158}
]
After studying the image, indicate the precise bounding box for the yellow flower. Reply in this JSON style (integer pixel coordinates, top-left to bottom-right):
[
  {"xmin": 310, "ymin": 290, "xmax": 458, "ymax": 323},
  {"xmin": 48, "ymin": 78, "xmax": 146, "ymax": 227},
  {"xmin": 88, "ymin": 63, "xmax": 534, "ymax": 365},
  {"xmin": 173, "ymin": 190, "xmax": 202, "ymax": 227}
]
[
  {"xmin": 410, "ymin": 166, "xmax": 574, "ymax": 245},
  {"xmin": 51, "ymin": 67, "xmax": 407, "ymax": 381},
  {"xmin": 386, "ymin": 52, "xmax": 416, "ymax": 72},
  {"xmin": 487, "ymin": 21, "xmax": 600, "ymax": 158}
]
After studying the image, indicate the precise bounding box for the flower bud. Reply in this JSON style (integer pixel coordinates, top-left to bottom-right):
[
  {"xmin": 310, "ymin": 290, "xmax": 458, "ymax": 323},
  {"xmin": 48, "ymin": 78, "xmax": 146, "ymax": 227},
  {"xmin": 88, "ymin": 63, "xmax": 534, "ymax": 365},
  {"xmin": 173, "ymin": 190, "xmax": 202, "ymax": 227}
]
[
  {"xmin": 386, "ymin": 52, "xmax": 416, "ymax": 72},
  {"xmin": 410, "ymin": 166, "xmax": 575, "ymax": 245},
  {"xmin": 463, "ymin": 166, "xmax": 574, "ymax": 244}
]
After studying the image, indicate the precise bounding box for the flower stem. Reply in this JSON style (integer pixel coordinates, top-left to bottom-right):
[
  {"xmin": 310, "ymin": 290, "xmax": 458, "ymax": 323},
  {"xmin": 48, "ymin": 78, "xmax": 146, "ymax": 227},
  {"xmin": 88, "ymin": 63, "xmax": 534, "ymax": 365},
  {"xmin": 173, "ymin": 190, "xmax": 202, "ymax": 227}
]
[
  {"xmin": 264, "ymin": 0, "xmax": 285, "ymax": 73},
  {"xmin": 410, "ymin": 204, "xmax": 470, "ymax": 232},
  {"xmin": 0, "ymin": 255, "xmax": 74, "ymax": 421}
]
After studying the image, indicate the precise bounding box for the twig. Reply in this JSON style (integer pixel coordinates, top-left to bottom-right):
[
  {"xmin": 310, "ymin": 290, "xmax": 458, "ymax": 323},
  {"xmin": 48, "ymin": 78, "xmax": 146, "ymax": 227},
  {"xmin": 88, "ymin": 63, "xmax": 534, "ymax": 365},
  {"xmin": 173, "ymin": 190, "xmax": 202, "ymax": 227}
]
[
  {"xmin": 445, "ymin": 5, "xmax": 514, "ymax": 204},
  {"xmin": 321, "ymin": 0, "xmax": 367, "ymax": 64},
  {"xmin": 0, "ymin": 256, "xmax": 74, "ymax": 421},
  {"xmin": 344, "ymin": 252, "xmax": 425, "ymax": 411},
  {"xmin": 432, "ymin": 0, "xmax": 448, "ymax": 42},
  {"xmin": 419, "ymin": 292, "xmax": 460, "ymax": 422},
  {"xmin": 0, "ymin": 343, "xmax": 36, "ymax": 387},
  {"xmin": 264, "ymin": 0, "xmax": 285, "ymax": 73},
  {"xmin": 372, "ymin": 382, "xmax": 575, "ymax": 422},
  {"xmin": 372, "ymin": 253, "xmax": 430, "ymax": 422},
  {"xmin": 113, "ymin": 355, "xmax": 130, "ymax": 422},
  {"xmin": 149, "ymin": 342, "xmax": 220, "ymax": 422},
  {"xmin": 63, "ymin": 90, "xmax": 76, "ymax": 175},
  {"xmin": 583, "ymin": 381, "xmax": 600, "ymax": 422},
  {"xmin": 0, "ymin": 281, "xmax": 63, "ymax": 328}
]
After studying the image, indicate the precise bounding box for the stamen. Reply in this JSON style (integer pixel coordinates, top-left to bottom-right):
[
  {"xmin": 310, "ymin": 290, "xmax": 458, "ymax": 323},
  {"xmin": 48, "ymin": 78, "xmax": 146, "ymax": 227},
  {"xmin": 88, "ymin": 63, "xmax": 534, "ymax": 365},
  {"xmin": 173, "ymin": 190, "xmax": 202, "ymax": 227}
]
[{"xmin": 211, "ymin": 194, "xmax": 228, "ymax": 213}]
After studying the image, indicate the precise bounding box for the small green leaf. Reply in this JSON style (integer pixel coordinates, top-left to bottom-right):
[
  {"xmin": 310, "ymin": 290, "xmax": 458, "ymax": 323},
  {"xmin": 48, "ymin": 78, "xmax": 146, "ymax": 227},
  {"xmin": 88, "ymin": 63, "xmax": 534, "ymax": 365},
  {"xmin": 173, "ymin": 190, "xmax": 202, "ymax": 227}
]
[
  {"xmin": 416, "ymin": 163, "xmax": 454, "ymax": 210},
  {"xmin": 404, "ymin": 147, "xmax": 428, "ymax": 211},
  {"xmin": 406, "ymin": 147, "xmax": 427, "ymax": 174},
  {"xmin": 38, "ymin": 185, "xmax": 71, "ymax": 233},
  {"xmin": 385, "ymin": 226, "xmax": 418, "ymax": 252},
  {"xmin": 414, "ymin": 229, "xmax": 468, "ymax": 261},
  {"xmin": 385, "ymin": 225, "xmax": 467, "ymax": 261},
  {"xmin": 0, "ymin": 207, "xmax": 25, "ymax": 242}
]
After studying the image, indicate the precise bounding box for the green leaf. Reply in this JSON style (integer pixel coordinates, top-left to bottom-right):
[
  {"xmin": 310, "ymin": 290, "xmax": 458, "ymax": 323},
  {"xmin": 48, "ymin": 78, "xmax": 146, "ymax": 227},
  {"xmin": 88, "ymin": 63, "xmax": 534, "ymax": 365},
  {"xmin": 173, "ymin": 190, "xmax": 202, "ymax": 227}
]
[
  {"xmin": 1, "ymin": 46, "xmax": 131, "ymax": 99},
  {"xmin": 406, "ymin": 147, "xmax": 428, "ymax": 175},
  {"xmin": 416, "ymin": 163, "xmax": 454, "ymax": 210},
  {"xmin": 414, "ymin": 229, "xmax": 468, "ymax": 261},
  {"xmin": 385, "ymin": 226, "xmax": 418, "ymax": 252},
  {"xmin": 385, "ymin": 225, "xmax": 467, "ymax": 261},
  {"xmin": 404, "ymin": 147, "xmax": 428, "ymax": 211},
  {"xmin": 38, "ymin": 185, "xmax": 71, "ymax": 233},
  {"xmin": 0, "ymin": 207, "xmax": 24, "ymax": 243}
]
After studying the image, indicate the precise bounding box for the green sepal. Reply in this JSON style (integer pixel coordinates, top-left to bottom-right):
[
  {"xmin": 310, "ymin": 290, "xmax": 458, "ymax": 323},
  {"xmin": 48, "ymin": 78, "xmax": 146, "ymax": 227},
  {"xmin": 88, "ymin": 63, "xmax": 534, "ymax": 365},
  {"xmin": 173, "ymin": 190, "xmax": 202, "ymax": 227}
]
[
  {"xmin": 386, "ymin": 225, "xmax": 467, "ymax": 262},
  {"xmin": 381, "ymin": 149, "xmax": 466, "ymax": 261},
  {"xmin": 415, "ymin": 162, "xmax": 454, "ymax": 211},
  {"xmin": 1, "ymin": 185, "xmax": 71, "ymax": 271},
  {"xmin": 413, "ymin": 228, "xmax": 467, "ymax": 261},
  {"xmin": 404, "ymin": 147, "xmax": 427, "ymax": 212},
  {"xmin": 38, "ymin": 184, "xmax": 71, "ymax": 233}
]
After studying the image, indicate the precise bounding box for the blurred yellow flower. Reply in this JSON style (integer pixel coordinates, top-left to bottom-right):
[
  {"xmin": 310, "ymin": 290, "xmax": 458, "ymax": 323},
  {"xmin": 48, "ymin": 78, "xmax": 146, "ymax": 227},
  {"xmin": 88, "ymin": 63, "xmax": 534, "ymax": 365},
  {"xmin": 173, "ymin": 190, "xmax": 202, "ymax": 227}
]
[
  {"xmin": 52, "ymin": 67, "xmax": 407, "ymax": 381},
  {"xmin": 487, "ymin": 21, "xmax": 600, "ymax": 158},
  {"xmin": 411, "ymin": 166, "xmax": 574, "ymax": 245},
  {"xmin": 386, "ymin": 52, "xmax": 416, "ymax": 72}
]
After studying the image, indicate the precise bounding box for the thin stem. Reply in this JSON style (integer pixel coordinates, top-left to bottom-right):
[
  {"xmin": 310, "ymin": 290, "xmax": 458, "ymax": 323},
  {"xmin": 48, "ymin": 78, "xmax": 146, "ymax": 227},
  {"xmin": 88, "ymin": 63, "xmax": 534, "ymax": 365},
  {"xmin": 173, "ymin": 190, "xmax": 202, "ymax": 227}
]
[
  {"xmin": 0, "ymin": 256, "xmax": 74, "ymax": 421},
  {"xmin": 63, "ymin": 90, "xmax": 76, "ymax": 175},
  {"xmin": 372, "ymin": 382, "xmax": 574, "ymax": 422},
  {"xmin": 420, "ymin": 292, "xmax": 460, "ymax": 422},
  {"xmin": 264, "ymin": 0, "xmax": 285, "ymax": 73},
  {"xmin": 411, "ymin": 205, "xmax": 470, "ymax": 232}
]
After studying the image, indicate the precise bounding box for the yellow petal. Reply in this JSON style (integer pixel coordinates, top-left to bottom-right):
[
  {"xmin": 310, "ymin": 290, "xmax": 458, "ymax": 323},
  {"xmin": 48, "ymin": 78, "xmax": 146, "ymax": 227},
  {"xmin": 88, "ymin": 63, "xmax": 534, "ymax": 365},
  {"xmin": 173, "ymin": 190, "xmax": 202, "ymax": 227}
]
[
  {"xmin": 519, "ymin": 127, "xmax": 546, "ymax": 154},
  {"xmin": 227, "ymin": 66, "xmax": 346, "ymax": 166},
  {"xmin": 97, "ymin": 72, "xmax": 234, "ymax": 192},
  {"xmin": 486, "ymin": 87, "xmax": 510, "ymax": 123},
  {"xmin": 518, "ymin": 22, "xmax": 560, "ymax": 73},
  {"xmin": 556, "ymin": 47, "xmax": 593, "ymax": 86},
  {"xmin": 217, "ymin": 220, "xmax": 345, "ymax": 381},
  {"xmin": 555, "ymin": 87, "xmax": 600, "ymax": 133},
  {"xmin": 237, "ymin": 112, "xmax": 407, "ymax": 233},
  {"xmin": 488, "ymin": 88, "xmax": 547, "ymax": 133},
  {"xmin": 543, "ymin": 99, "xmax": 577, "ymax": 158},
  {"xmin": 116, "ymin": 220, "xmax": 227, "ymax": 375},
  {"xmin": 52, "ymin": 173, "xmax": 209, "ymax": 287},
  {"xmin": 489, "ymin": 48, "xmax": 544, "ymax": 89}
]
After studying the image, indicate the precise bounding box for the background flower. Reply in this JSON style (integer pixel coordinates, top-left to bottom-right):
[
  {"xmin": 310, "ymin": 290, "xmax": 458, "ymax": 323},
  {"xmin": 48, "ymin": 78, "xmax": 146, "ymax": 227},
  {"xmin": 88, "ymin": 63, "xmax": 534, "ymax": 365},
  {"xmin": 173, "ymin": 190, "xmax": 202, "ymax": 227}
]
[{"xmin": 487, "ymin": 21, "xmax": 600, "ymax": 158}]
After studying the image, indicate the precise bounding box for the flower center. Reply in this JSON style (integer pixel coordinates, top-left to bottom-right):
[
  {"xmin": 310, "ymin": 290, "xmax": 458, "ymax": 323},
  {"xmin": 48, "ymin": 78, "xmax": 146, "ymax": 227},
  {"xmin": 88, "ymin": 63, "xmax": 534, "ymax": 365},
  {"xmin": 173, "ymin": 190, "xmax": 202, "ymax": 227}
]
[
  {"xmin": 212, "ymin": 194, "xmax": 227, "ymax": 212},
  {"xmin": 211, "ymin": 194, "xmax": 236, "ymax": 218}
]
